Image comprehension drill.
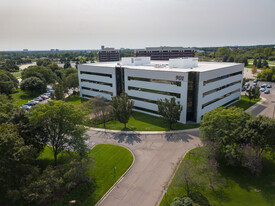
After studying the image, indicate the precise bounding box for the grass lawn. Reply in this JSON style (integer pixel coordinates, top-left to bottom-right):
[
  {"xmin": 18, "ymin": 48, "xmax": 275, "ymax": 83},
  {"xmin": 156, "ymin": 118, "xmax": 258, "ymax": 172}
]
[
  {"xmin": 96, "ymin": 111, "xmax": 199, "ymax": 131},
  {"xmin": 11, "ymin": 71, "xmax": 21, "ymax": 79},
  {"xmin": 230, "ymin": 95, "xmax": 261, "ymax": 111},
  {"xmin": 10, "ymin": 88, "xmax": 40, "ymax": 106},
  {"xmin": 160, "ymin": 147, "xmax": 275, "ymax": 206},
  {"xmin": 38, "ymin": 144, "xmax": 133, "ymax": 206},
  {"xmin": 64, "ymin": 94, "xmax": 88, "ymax": 106}
]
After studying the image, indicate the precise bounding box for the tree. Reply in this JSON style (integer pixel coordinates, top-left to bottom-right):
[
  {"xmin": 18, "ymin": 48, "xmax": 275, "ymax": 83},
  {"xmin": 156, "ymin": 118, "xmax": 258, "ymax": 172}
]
[
  {"xmin": 0, "ymin": 94, "xmax": 19, "ymax": 124},
  {"xmin": 64, "ymin": 61, "xmax": 71, "ymax": 69},
  {"xmin": 227, "ymin": 56, "xmax": 234, "ymax": 62},
  {"xmin": 29, "ymin": 101, "xmax": 87, "ymax": 165},
  {"xmin": 253, "ymin": 59, "xmax": 257, "ymax": 66},
  {"xmin": 257, "ymin": 58, "xmax": 262, "ymax": 68},
  {"xmin": 90, "ymin": 97, "xmax": 113, "ymax": 128},
  {"xmin": 0, "ymin": 70, "xmax": 19, "ymax": 94},
  {"xmin": 52, "ymin": 83, "xmax": 65, "ymax": 100},
  {"xmin": 22, "ymin": 66, "xmax": 56, "ymax": 84},
  {"xmin": 216, "ymin": 47, "xmax": 231, "ymax": 59},
  {"xmin": 200, "ymin": 107, "xmax": 251, "ymax": 163},
  {"xmin": 65, "ymin": 73, "xmax": 78, "ymax": 91},
  {"xmin": 171, "ymin": 197, "xmax": 193, "ymax": 206},
  {"xmin": 0, "ymin": 124, "xmax": 38, "ymax": 203},
  {"xmin": 111, "ymin": 92, "xmax": 133, "ymax": 129},
  {"xmin": 157, "ymin": 97, "xmax": 183, "ymax": 130},
  {"xmin": 263, "ymin": 59, "xmax": 269, "ymax": 68},
  {"xmin": 251, "ymin": 65, "xmax": 257, "ymax": 75},
  {"xmin": 20, "ymin": 77, "xmax": 46, "ymax": 94}
]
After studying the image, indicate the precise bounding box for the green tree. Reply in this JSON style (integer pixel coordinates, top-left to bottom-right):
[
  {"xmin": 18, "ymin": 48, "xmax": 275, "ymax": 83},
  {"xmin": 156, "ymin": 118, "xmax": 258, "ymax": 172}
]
[
  {"xmin": 20, "ymin": 77, "xmax": 46, "ymax": 94},
  {"xmin": 52, "ymin": 83, "xmax": 65, "ymax": 100},
  {"xmin": 0, "ymin": 94, "xmax": 19, "ymax": 124},
  {"xmin": 111, "ymin": 93, "xmax": 134, "ymax": 129},
  {"xmin": 263, "ymin": 59, "xmax": 269, "ymax": 68},
  {"xmin": 0, "ymin": 124, "xmax": 38, "ymax": 203},
  {"xmin": 253, "ymin": 59, "xmax": 257, "ymax": 66},
  {"xmin": 216, "ymin": 47, "xmax": 231, "ymax": 58},
  {"xmin": 22, "ymin": 65, "xmax": 56, "ymax": 84},
  {"xmin": 29, "ymin": 101, "xmax": 87, "ymax": 165},
  {"xmin": 157, "ymin": 97, "xmax": 183, "ymax": 130},
  {"xmin": 66, "ymin": 73, "xmax": 79, "ymax": 91},
  {"xmin": 90, "ymin": 97, "xmax": 113, "ymax": 128},
  {"xmin": 171, "ymin": 197, "xmax": 193, "ymax": 206},
  {"xmin": 257, "ymin": 58, "xmax": 262, "ymax": 68},
  {"xmin": 200, "ymin": 107, "xmax": 251, "ymax": 162},
  {"xmin": 64, "ymin": 61, "xmax": 71, "ymax": 69},
  {"xmin": 0, "ymin": 70, "xmax": 19, "ymax": 94}
]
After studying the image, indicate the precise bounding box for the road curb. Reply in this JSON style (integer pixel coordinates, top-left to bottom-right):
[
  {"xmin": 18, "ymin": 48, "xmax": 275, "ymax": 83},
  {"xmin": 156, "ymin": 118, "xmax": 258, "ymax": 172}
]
[
  {"xmin": 88, "ymin": 127, "xmax": 199, "ymax": 135},
  {"xmin": 95, "ymin": 144, "xmax": 136, "ymax": 206}
]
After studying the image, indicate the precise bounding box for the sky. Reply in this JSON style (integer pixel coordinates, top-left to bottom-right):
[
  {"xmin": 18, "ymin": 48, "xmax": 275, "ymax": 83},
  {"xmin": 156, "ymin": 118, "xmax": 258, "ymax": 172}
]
[{"xmin": 0, "ymin": 0, "xmax": 275, "ymax": 50}]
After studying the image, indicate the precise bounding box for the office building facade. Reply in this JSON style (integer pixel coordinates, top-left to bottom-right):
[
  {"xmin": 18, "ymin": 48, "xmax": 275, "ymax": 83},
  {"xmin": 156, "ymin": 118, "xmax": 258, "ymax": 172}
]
[
  {"xmin": 98, "ymin": 48, "xmax": 120, "ymax": 62},
  {"xmin": 135, "ymin": 47, "xmax": 195, "ymax": 60},
  {"xmin": 78, "ymin": 57, "xmax": 243, "ymax": 123}
]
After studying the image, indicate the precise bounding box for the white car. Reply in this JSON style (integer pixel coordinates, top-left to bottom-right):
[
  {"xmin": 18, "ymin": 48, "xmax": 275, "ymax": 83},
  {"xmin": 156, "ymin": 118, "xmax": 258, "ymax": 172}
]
[
  {"xmin": 20, "ymin": 105, "xmax": 31, "ymax": 110},
  {"xmin": 260, "ymin": 88, "xmax": 265, "ymax": 92}
]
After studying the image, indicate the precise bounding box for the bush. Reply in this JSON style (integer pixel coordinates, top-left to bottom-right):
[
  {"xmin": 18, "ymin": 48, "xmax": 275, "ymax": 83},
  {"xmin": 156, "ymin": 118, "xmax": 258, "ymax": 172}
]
[{"xmin": 189, "ymin": 192, "xmax": 210, "ymax": 206}]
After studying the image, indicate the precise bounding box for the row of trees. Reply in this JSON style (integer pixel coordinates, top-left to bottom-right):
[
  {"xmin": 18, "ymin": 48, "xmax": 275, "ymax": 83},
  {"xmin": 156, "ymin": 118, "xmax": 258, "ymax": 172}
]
[
  {"xmin": 253, "ymin": 58, "xmax": 269, "ymax": 69},
  {"xmin": 89, "ymin": 93, "xmax": 183, "ymax": 130},
  {"xmin": 257, "ymin": 66, "xmax": 275, "ymax": 82},
  {"xmin": 0, "ymin": 99, "xmax": 93, "ymax": 205},
  {"xmin": 200, "ymin": 107, "xmax": 275, "ymax": 176}
]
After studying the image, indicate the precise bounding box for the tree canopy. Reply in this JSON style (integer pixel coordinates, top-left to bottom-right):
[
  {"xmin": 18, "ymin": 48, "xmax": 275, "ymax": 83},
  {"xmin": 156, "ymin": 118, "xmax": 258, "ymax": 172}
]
[
  {"xmin": 0, "ymin": 70, "xmax": 19, "ymax": 94},
  {"xmin": 20, "ymin": 77, "xmax": 46, "ymax": 94},
  {"xmin": 29, "ymin": 101, "xmax": 87, "ymax": 165}
]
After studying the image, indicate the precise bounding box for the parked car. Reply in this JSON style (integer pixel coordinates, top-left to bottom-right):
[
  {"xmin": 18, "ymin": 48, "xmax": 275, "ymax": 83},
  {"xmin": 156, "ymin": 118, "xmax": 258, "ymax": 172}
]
[
  {"xmin": 35, "ymin": 97, "xmax": 43, "ymax": 102},
  {"xmin": 245, "ymin": 82, "xmax": 250, "ymax": 87},
  {"xmin": 264, "ymin": 90, "xmax": 270, "ymax": 94},
  {"xmin": 253, "ymin": 82, "xmax": 257, "ymax": 86},
  {"xmin": 48, "ymin": 90, "xmax": 54, "ymax": 94},
  {"xmin": 261, "ymin": 83, "xmax": 267, "ymax": 87},
  {"xmin": 40, "ymin": 95, "xmax": 49, "ymax": 100},
  {"xmin": 20, "ymin": 105, "xmax": 31, "ymax": 110},
  {"xmin": 260, "ymin": 88, "xmax": 266, "ymax": 92},
  {"xmin": 25, "ymin": 101, "xmax": 36, "ymax": 106},
  {"xmin": 267, "ymin": 84, "xmax": 272, "ymax": 88},
  {"xmin": 253, "ymin": 80, "xmax": 258, "ymax": 83},
  {"xmin": 29, "ymin": 100, "xmax": 39, "ymax": 105}
]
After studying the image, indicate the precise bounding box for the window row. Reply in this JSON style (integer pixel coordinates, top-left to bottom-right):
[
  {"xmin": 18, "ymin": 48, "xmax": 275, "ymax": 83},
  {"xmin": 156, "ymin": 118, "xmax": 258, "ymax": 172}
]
[
  {"xmin": 203, "ymin": 71, "xmax": 242, "ymax": 85},
  {"xmin": 81, "ymin": 79, "xmax": 112, "ymax": 87},
  {"xmin": 80, "ymin": 71, "xmax": 112, "ymax": 78},
  {"xmin": 81, "ymin": 87, "xmax": 113, "ymax": 96},
  {"xmin": 203, "ymin": 80, "xmax": 241, "ymax": 97},
  {"xmin": 128, "ymin": 86, "xmax": 181, "ymax": 98},
  {"xmin": 128, "ymin": 76, "xmax": 181, "ymax": 86}
]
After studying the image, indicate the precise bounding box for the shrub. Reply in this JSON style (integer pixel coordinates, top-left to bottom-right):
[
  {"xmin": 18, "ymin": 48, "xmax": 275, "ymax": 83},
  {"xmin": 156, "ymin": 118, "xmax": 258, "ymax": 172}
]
[{"xmin": 189, "ymin": 192, "xmax": 210, "ymax": 206}]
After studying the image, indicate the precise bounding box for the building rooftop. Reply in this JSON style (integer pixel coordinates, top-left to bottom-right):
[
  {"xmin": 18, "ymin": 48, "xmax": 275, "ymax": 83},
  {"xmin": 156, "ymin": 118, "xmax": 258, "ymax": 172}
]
[{"xmin": 82, "ymin": 60, "xmax": 242, "ymax": 73}]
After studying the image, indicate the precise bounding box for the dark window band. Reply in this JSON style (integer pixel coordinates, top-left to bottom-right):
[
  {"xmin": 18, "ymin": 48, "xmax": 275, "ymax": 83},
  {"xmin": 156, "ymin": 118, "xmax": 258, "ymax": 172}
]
[
  {"xmin": 129, "ymin": 96, "xmax": 157, "ymax": 104},
  {"xmin": 81, "ymin": 87, "xmax": 112, "ymax": 95},
  {"xmin": 203, "ymin": 71, "xmax": 242, "ymax": 85},
  {"xmin": 202, "ymin": 89, "xmax": 240, "ymax": 109},
  {"xmin": 128, "ymin": 86, "xmax": 181, "ymax": 98},
  {"xmin": 128, "ymin": 76, "xmax": 181, "ymax": 86},
  {"xmin": 80, "ymin": 71, "xmax": 112, "ymax": 78},
  {"xmin": 81, "ymin": 79, "xmax": 112, "ymax": 87},
  {"xmin": 133, "ymin": 106, "xmax": 159, "ymax": 115},
  {"xmin": 203, "ymin": 80, "xmax": 241, "ymax": 97}
]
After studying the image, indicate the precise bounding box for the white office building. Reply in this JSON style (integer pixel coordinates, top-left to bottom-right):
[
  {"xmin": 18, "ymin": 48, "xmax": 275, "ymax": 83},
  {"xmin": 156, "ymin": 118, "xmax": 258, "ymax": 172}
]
[{"xmin": 78, "ymin": 57, "xmax": 243, "ymax": 123}]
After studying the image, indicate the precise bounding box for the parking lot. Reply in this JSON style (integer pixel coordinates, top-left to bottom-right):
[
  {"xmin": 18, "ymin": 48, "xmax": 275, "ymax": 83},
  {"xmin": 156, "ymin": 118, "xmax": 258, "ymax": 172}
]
[{"xmin": 243, "ymin": 80, "xmax": 275, "ymax": 118}]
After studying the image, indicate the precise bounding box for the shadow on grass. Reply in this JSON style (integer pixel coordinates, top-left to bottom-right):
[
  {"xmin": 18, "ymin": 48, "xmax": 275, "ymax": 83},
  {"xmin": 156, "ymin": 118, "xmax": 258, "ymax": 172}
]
[
  {"xmin": 218, "ymin": 157, "xmax": 275, "ymax": 206},
  {"xmin": 113, "ymin": 133, "xmax": 142, "ymax": 145}
]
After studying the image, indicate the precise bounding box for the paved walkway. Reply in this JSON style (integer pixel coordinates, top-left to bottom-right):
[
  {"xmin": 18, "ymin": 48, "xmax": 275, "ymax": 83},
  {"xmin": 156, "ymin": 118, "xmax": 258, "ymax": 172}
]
[{"xmin": 86, "ymin": 129, "xmax": 201, "ymax": 206}]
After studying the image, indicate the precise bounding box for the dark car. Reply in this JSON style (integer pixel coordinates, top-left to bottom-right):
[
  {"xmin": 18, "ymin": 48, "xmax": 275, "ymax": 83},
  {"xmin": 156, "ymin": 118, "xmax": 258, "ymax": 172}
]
[
  {"xmin": 264, "ymin": 90, "xmax": 270, "ymax": 94},
  {"xmin": 267, "ymin": 84, "xmax": 272, "ymax": 88}
]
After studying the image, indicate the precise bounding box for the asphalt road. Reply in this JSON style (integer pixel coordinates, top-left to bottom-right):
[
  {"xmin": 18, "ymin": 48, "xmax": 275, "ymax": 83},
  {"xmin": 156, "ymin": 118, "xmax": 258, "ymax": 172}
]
[{"xmin": 86, "ymin": 129, "xmax": 201, "ymax": 206}]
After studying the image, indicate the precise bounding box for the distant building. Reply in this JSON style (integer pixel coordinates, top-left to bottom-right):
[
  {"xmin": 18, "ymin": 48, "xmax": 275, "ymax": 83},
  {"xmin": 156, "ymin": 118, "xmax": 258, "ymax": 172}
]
[
  {"xmin": 78, "ymin": 57, "xmax": 243, "ymax": 123},
  {"xmin": 135, "ymin": 46, "xmax": 195, "ymax": 60},
  {"xmin": 98, "ymin": 48, "xmax": 120, "ymax": 62},
  {"xmin": 101, "ymin": 45, "xmax": 105, "ymax": 50}
]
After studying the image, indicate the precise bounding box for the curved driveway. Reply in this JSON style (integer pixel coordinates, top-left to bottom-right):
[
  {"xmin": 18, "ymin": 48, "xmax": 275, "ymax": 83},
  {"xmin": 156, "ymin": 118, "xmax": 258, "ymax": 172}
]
[{"xmin": 86, "ymin": 129, "xmax": 201, "ymax": 206}]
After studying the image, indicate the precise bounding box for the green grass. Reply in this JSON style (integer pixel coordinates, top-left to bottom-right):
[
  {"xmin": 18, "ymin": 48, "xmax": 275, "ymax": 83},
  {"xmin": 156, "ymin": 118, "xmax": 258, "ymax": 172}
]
[
  {"xmin": 11, "ymin": 71, "xmax": 21, "ymax": 79},
  {"xmin": 83, "ymin": 144, "xmax": 133, "ymax": 205},
  {"xmin": 64, "ymin": 94, "xmax": 88, "ymax": 105},
  {"xmin": 230, "ymin": 95, "xmax": 261, "ymax": 110},
  {"xmin": 96, "ymin": 111, "xmax": 199, "ymax": 131},
  {"xmin": 38, "ymin": 144, "xmax": 133, "ymax": 206},
  {"xmin": 10, "ymin": 88, "xmax": 40, "ymax": 106},
  {"xmin": 160, "ymin": 147, "xmax": 275, "ymax": 206}
]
